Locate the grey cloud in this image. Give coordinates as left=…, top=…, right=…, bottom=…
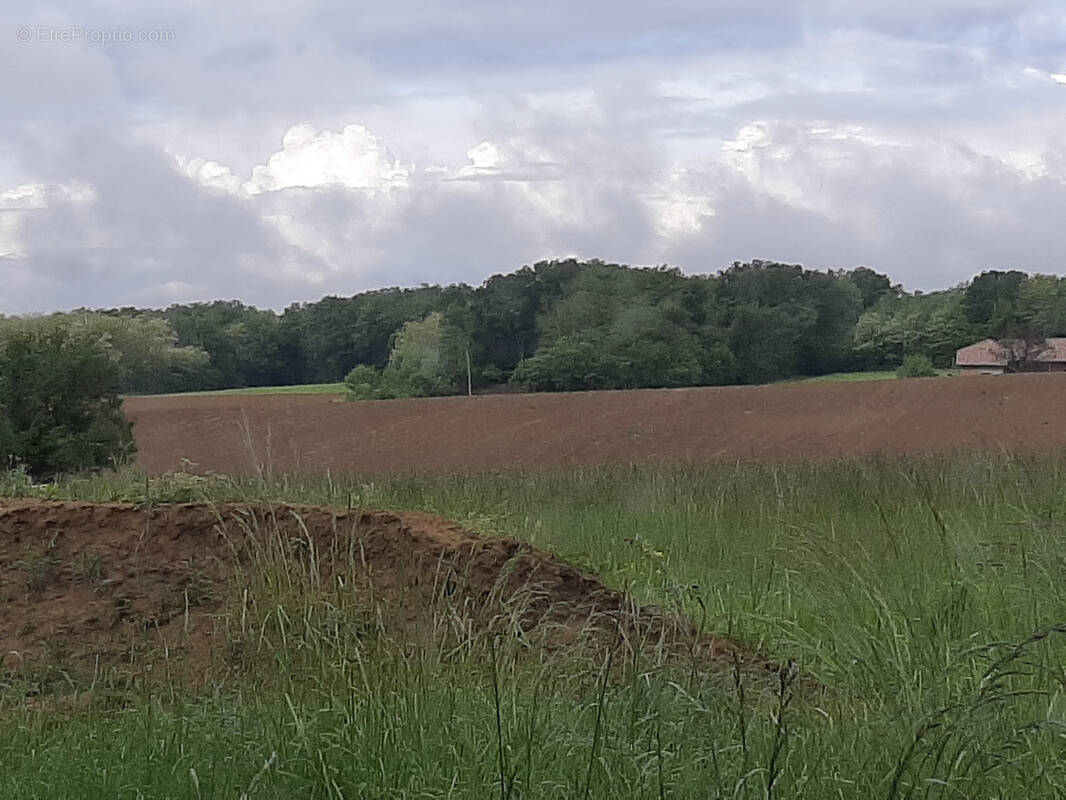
left=1, top=129, right=326, bottom=312
left=8, top=0, right=1053, bottom=123
left=662, top=128, right=1066, bottom=290
left=1, top=0, right=1064, bottom=312
left=4, top=115, right=1065, bottom=312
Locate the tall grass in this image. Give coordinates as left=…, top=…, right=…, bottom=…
left=3, top=453, right=1066, bottom=797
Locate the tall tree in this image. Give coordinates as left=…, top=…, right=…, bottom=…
left=843, top=266, right=894, bottom=309
left=1013, top=275, right=1066, bottom=338
left=962, top=270, right=1027, bottom=334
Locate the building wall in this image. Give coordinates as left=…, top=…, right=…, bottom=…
left=959, top=363, right=1066, bottom=374
left=1016, top=362, right=1066, bottom=373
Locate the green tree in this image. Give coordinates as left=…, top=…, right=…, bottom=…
left=852, top=291, right=974, bottom=368
left=290, top=286, right=444, bottom=383
left=714, top=260, right=862, bottom=379
left=0, top=319, right=134, bottom=478
left=438, top=286, right=479, bottom=394
left=843, top=266, right=894, bottom=309
left=467, top=269, right=540, bottom=379
left=962, top=270, right=1026, bottom=334
left=510, top=331, right=624, bottom=392
left=606, top=305, right=704, bottom=388
left=386, top=312, right=449, bottom=395
left=1014, top=274, right=1066, bottom=338
left=795, top=272, right=863, bottom=373
left=72, top=313, right=213, bottom=394
left=727, top=304, right=811, bottom=384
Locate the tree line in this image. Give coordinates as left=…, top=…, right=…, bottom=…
left=6, top=260, right=1064, bottom=398
left=3, top=260, right=1063, bottom=476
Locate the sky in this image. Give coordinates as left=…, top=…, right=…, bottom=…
left=2, top=1, right=1064, bottom=313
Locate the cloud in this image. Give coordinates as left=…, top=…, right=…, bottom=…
left=1, top=0, right=1064, bottom=312
left=663, top=121, right=1066, bottom=287
left=177, top=159, right=242, bottom=194
left=0, top=129, right=328, bottom=312
left=242, top=124, right=410, bottom=194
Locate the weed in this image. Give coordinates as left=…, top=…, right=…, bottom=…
left=72, top=552, right=107, bottom=586
left=15, top=539, right=62, bottom=594
left=181, top=565, right=215, bottom=607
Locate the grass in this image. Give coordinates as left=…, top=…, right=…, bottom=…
left=785, top=369, right=899, bottom=383
left=134, top=371, right=963, bottom=399
left=782, top=369, right=956, bottom=384
left=3, top=454, right=1066, bottom=797
left=135, top=382, right=346, bottom=398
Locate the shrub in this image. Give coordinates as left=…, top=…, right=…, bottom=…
left=510, top=332, right=625, bottom=392
left=344, top=364, right=442, bottom=401
left=344, top=365, right=384, bottom=401
left=896, top=354, right=937, bottom=378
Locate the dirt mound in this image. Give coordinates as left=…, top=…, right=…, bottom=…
left=124, top=373, right=1066, bottom=476
left=0, top=501, right=742, bottom=690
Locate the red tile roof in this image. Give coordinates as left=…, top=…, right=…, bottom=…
left=955, top=338, right=1066, bottom=367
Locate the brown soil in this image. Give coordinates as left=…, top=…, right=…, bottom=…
left=0, top=500, right=744, bottom=691
left=124, top=374, right=1066, bottom=477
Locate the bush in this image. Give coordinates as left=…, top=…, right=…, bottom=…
left=344, top=364, right=443, bottom=401
left=511, top=327, right=713, bottom=393
left=896, top=354, right=937, bottom=378
left=0, top=320, right=135, bottom=478
left=511, top=333, right=625, bottom=392
left=344, top=365, right=384, bottom=401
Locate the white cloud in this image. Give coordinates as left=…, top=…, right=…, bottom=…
left=242, top=124, right=411, bottom=195
left=0, top=182, right=95, bottom=209
left=461, top=141, right=505, bottom=174
left=451, top=139, right=566, bottom=182
left=0, top=183, right=49, bottom=211
left=177, top=158, right=242, bottom=193
left=1024, top=67, right=1066, bottom=86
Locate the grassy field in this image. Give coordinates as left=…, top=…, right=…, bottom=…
left=138, top=382, right=347, bottom=398
left=133, top=370, right=955, bottom=400
left=3, top=455, right=1066, bottom=797
left=785, top=369, right=899, bottom=383
left=784, top=369, right=956, bottom=384
left=138, top=371, right=946, bottom=398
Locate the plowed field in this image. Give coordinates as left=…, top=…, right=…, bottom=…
left=124, top=373, right=1066, bottom=476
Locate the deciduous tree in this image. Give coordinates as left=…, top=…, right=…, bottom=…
left=0, top=319, right=134, bottom=478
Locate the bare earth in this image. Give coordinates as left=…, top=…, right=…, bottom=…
left=125, top=374, right=1066, bottom=476
left=0, top=501, right=744, bottom=684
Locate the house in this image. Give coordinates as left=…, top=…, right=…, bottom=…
left=955, top=338, right=1066, bottom=374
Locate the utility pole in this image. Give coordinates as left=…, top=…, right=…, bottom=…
left=465, top=347, right=472, bottom=396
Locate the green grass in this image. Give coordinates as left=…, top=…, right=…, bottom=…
left=138, top=371, right=958, bottom=398
left=783, top=369, right=960, bottom=384
left=136, top=382, right=347, bottom=398
left=3, top=454, right=1066, bottom=797
left=784, top=369, right=899, bottom=383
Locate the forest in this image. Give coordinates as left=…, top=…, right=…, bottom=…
left=2, top=260, right=1062, bottom=398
